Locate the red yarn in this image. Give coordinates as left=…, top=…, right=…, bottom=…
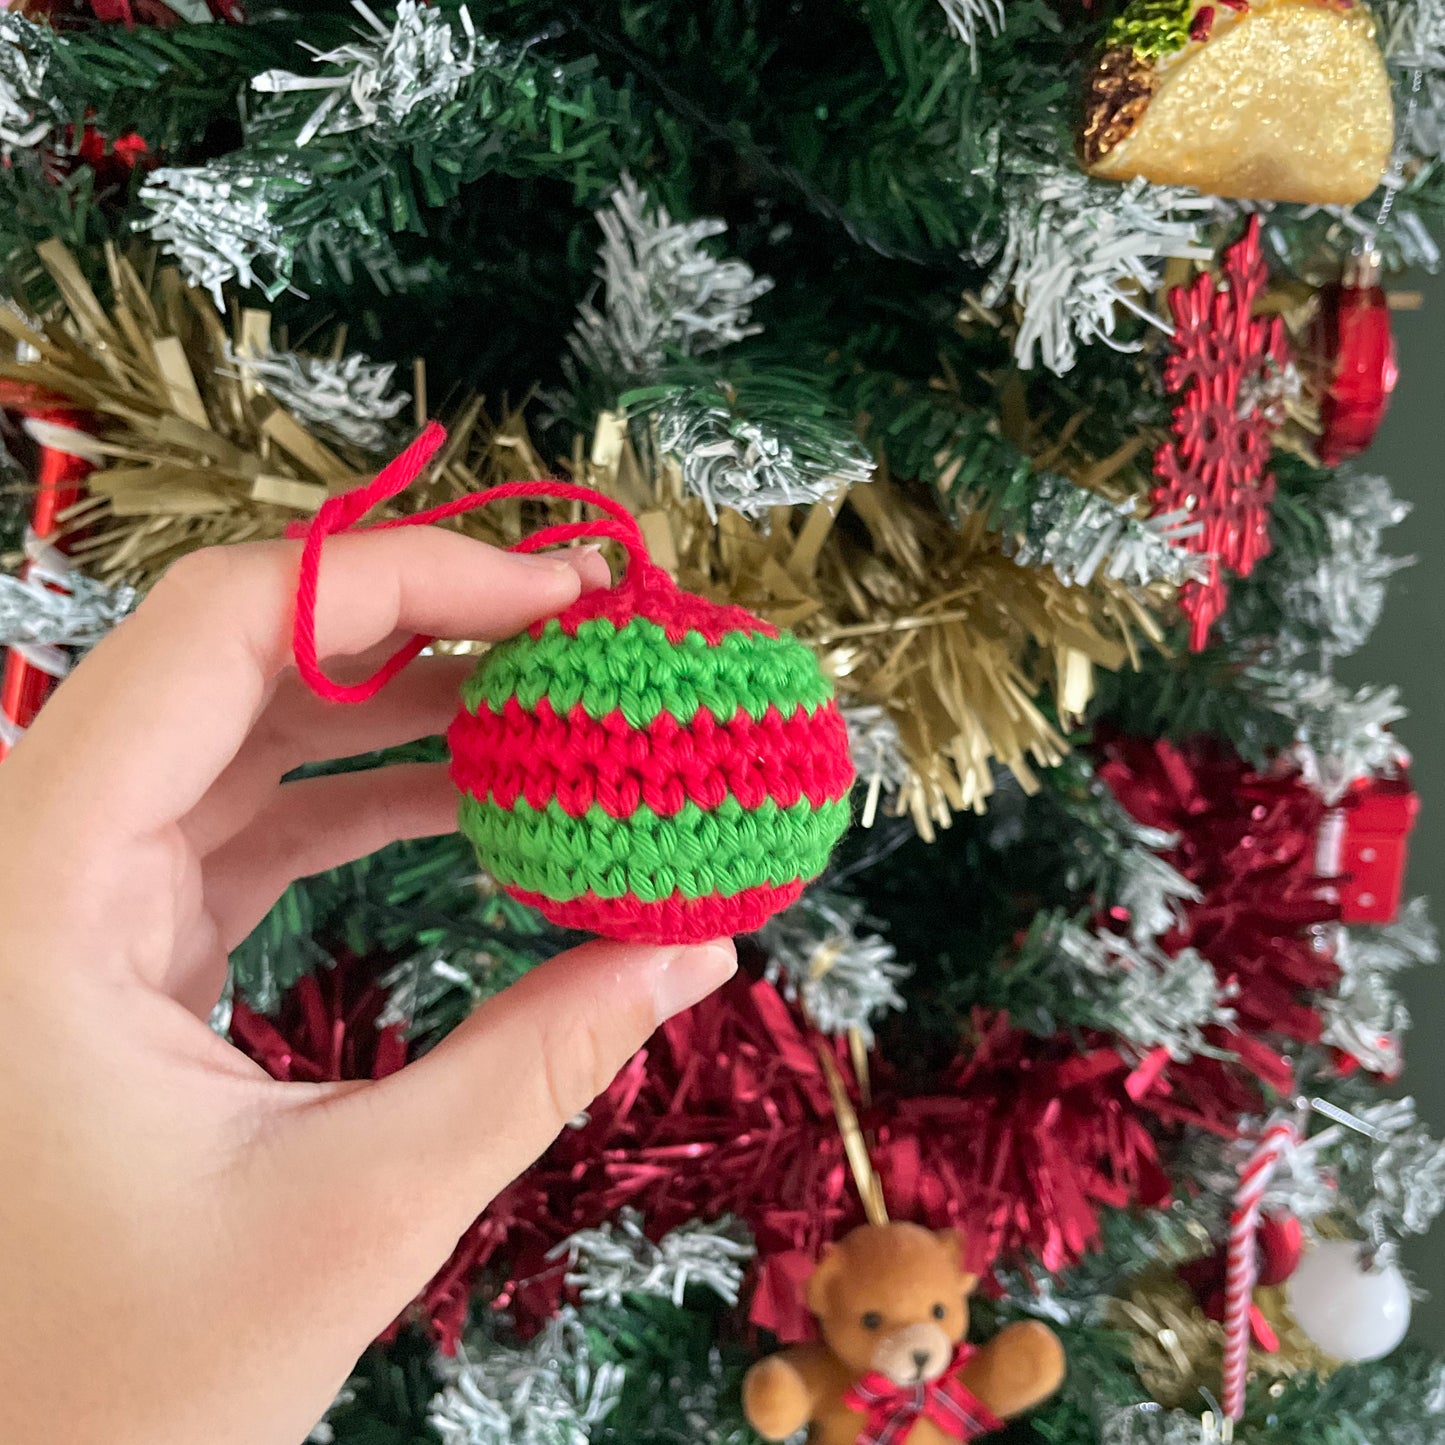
left=546, top=561, right=780, bottom=643
left=449, top=698, right=854, bottom=818
left=288, top=423, right=654, bottom=704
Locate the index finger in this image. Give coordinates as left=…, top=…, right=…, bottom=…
left=7, top=528, right=589, bottom=839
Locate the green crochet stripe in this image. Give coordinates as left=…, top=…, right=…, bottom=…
left=458, top=793, right=850, bottom=903
left=463, top=616, right=834, bottom=727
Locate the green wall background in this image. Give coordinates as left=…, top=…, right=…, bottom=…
left=1340, top=273, right=1445, bottom=1346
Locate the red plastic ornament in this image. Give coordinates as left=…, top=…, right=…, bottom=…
left=1316, top=771, right=1419, bottom=925
left=1257, top=1211, right=1306, bottom=1286
left=1181, top=1210, right=1305, bottom=1349
left=1314, top=252, right=1398, bottom=465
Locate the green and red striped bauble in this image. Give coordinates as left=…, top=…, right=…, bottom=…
left=448, top=561, right=855, bottom=944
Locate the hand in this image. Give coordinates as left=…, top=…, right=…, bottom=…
left=0, top=529, right=737, bottom=1445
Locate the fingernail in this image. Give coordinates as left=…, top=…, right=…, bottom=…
left=509, top=550, right=575, bottom=573
left=651, top=939, right=737, bottom=1023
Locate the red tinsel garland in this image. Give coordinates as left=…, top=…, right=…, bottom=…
left=233, top=734, right=1340, bottom=1355
left=1096, top=733, right=1339, bottom=1049
left=497, top=977, right=1252, bottom=1342
left=230, top=958, right=407, bottom=1083
left=233, top=958, right=1254, bottom=1351
left=0, top=384, right=95, bottom=762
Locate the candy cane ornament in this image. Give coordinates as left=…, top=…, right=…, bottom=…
left=1222, top=1118, right=1300, bottom=1421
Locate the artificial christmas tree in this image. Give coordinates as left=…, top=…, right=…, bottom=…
left=2, top=1, right=1445, bottom=1442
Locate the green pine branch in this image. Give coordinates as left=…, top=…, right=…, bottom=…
left=51, top=15, right=345, bottom=152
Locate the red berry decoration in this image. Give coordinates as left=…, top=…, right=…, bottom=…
left=1152, top=217, right=1291, bottom=650
left=1314, top=253, right=1399, bottom=465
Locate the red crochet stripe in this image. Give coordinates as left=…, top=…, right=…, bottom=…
left=449, top=697, right=854, bottom=818
left=505, top=878, right=805, bottom=943
left=531, top=563, right=780, bottom=645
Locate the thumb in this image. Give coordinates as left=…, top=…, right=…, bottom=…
left=266, top=937, right=736, bottom=1323
left=369, top=936, right=737, bottom=1198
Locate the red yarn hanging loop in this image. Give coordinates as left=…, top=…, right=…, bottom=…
left=288, top=423, right=654, bottom=704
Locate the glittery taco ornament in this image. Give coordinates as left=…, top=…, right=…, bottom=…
left=1080, top=0, right=1395, bottom=204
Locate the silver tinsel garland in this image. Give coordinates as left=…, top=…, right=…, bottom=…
left=979, top=160, right=1214, bottom=375
left=375, top=942, right=533, bottom=1046
left=1321, top=899, right=1439, bottom=1075
left=841, top=703, right=910, bottom=819
left=0, top=12, right=60, bottom=151
left=252, top=0, right=490, bottom=148
left=568, top=176, right=772, bottom=390
left=1380, top=0, right=1445, bottom=163
left=1256, top=1124, right=1342, bottom=1227
left=651, top=381, right=875, bottom=521
left=1100, top=1405, right=1227, bottom=1445
left=377, top=946, right=484, bottom=1036
left=935, top=0, right=1005, bottom=58
left=138, top=159, right=310, bottom=304
left=1065, top=779, right=1201, bottom=949
left=553, top=1209, right=755, bottom=1309
left=1260, top=673, right=1409, bottom=804
left=0, top=536, right=136, bottom=650
left=1362, top=1098, right=1445, bottom=1246
left=757, top=890, right=910, bottom=1042
left=1179, top=1121, right=1335, bottom=1238
left=429, top=1311, right=623, bottom=1445
left=1242, top=471, right=1411, bottom=662
left=1108, top=946, right=1236, bottom=1062
left=1042, top=916, right=1235, bottom=1063
left=226, top=342, right=411, bottom=452
left=0, top=535, right=136, bottom=749
left=1245, top=1091, right=1445, bottom=1256
left=139, top=1, right=502, bottom=299
left=997, top=478, right=1205, bottom=590
left=1304, top=474, right=1413, bottom=657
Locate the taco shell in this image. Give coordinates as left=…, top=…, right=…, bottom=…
left=1085, top=0, right=1395, bottom=205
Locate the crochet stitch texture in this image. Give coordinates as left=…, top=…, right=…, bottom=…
left=449, top=562, right=855, bottom=942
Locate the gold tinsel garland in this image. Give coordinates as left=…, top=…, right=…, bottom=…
left=1113, top=1268, right=1337, bottom=1410
left=0, top=241, right=1185, bottom=826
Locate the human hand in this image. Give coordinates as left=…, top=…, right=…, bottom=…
left=0, top=529, right=737, bottom=1445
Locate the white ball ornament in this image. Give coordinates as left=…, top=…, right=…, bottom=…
left=1285, top=1239, right=1412, bottom=1362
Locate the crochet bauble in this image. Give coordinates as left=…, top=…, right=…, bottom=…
left=288, top=424, right=855, bottom=947
left=447, top=558, right=855, bottom=943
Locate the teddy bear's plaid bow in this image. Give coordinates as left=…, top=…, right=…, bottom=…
left=843, top=1343, right=1005, bottom=1445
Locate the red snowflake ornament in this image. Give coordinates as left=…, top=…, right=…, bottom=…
left=1152, top=217, right=1291, bottom=649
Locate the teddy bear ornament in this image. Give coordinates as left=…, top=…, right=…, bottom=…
left=743, top=1223, right=1065, bottom=1445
